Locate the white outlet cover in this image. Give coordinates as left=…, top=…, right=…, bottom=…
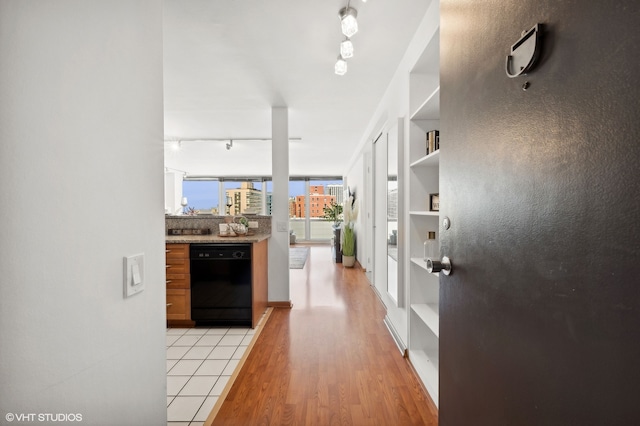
left=124, top=253, right=145, bottom=298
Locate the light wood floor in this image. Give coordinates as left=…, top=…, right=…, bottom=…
left=211, top=244, right=438, bottom=425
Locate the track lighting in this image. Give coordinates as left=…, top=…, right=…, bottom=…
left=226, top=140, right=233, bottom=150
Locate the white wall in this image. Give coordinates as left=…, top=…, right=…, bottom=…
left=0, top=2, right=166, bottom=425
left=345, top=155, right=365, bottom=265
left=164, top=171, right=183, bottom=214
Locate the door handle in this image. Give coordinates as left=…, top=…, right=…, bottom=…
left=426, top=256, right=452, bottom=275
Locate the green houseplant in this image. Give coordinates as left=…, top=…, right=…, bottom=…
left=341, top=193, right=359, bottom=268
left=322, top=201, right=343, bottom=228
left=341, top=224, right=356, bottom=266
left=323, top=201, right=343, bottom=263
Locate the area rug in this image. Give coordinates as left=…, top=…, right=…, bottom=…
left=289, top=247, right=309, bottom=269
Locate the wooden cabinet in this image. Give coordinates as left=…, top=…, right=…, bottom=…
left=251, top=239, right=268, bottom=329
left=165, top=240, right=268, bottom=327
left=166, top=243, right=192, bottom=323
left=166, top=289, right=190, bottom=320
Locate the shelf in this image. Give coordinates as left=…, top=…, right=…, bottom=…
left=411, top=257, right=428, bottom=270
left=407, top=16, right=440, bottom=410
left=411, top=303, right=439, bottom=337
left=407, top=349, right=439, bottom=405
left=410, top=149, right=439, bottom=168
left=410, top=258, right=440, bottom=276
left=410, top=86, right=440, bottom=120
left=409, top=210, right=439, bottom=217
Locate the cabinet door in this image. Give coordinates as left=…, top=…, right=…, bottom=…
left=166, top=243, right=189, bottom=259
left=166, top=289, right=190, bottom=320
left=166, top=273, right=190, bottom=290
left=166, top=243, right=190, bottom=287
left=166, top=257, right=189, bottom=274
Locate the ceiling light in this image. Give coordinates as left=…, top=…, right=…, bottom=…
left=335, top=56, right=348, bottom=75
left=340, top=38, right=354, bottom=59
left=339, top=7, right=358, bottom=38
left=226, top=140, right=233, bottom=150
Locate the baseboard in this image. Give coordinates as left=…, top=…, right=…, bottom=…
left=405, top=355, right=439, bottom=411
left=383, top=315, right=407, bottom=357
left=268, top=300, right=293, bottom=309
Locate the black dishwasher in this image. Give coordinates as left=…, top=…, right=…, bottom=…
left=190, top=244, right=252, bottom=326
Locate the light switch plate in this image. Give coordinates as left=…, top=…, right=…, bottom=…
left=124, top=253, right=145, bottom=298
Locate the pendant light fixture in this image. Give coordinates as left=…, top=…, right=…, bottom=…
left=339, top=6, right=358, bottom=38
left=340, top=38, right=354, bottom=59
left=335, top=55, right=348, bottom=76
left=334, top=1, right=364, bottom=75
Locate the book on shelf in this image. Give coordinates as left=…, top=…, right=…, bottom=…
left=426, top=130, right=440, bottom=155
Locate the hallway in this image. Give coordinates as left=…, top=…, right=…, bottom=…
left=212, top=244, right=438, bottom=425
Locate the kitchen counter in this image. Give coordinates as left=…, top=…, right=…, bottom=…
left=165, top=233, right=269, bottom=328
left=165, top=232, right=270, bottom=244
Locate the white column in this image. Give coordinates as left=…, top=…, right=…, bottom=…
left=269, top=107, right=291, bottom=303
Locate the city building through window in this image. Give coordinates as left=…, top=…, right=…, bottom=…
left=181, top=177, right=342, bottom=241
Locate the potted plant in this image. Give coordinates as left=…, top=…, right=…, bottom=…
left=341, top=192, right=359, bottom=268
left=341, top=223, right=356, bottom=267
left=322, top=201, right=343, bottom=228
left=323, top=201, right=343, bottom=263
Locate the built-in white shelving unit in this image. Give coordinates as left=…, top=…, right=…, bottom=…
left=409, top=210, right=439, bottom=217
left=411, top=303, right=439, bottom=338
left=410, top=149, right=440, bottom=168
left=409, top=257, right=440, bottom=276
left=406, top=27, right=441, bottom=406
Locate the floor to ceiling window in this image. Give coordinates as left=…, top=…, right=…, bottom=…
left=289, top=177, right=343, bottom=241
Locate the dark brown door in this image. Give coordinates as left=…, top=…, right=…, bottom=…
left=439, top=1, right=640, bottom=424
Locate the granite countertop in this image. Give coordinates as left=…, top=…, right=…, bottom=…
left=165, top=233, right=270, bottom=244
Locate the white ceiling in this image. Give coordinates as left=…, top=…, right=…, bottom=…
left=163, top=0, right=431, bottom=177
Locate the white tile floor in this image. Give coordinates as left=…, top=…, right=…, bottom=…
left=165, top=326, right=255, bottom=426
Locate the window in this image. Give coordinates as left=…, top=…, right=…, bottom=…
left=179, top=177, right=342, bottom=241
left=182, top=178, right=272, bottom=215
left=289, top=177, right=343, bottom=241
left=223, top=180, right=265, bottom=215
left=182, top=180, right=219, bottom=214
